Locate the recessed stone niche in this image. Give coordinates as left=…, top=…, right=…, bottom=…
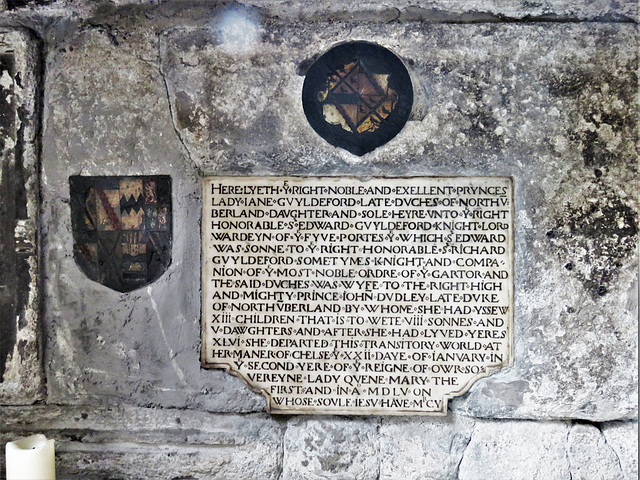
left=0, top=29, right=42, bottom=405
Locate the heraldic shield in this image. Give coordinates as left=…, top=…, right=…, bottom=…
left=69, top=176, right=172, bottom=293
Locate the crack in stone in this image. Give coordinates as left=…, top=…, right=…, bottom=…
left=569, top=418, right=636, bottom=478
left=566, top=422, right=575, bottom=480
left=156, top=32, right=200, bottom=175
left=454, top=420, right=475, bottom=479
left=594, top=422, right=626, bottom=478
left=275, top=419, right=287, bottom=480
left=79, top=22, right=120, bottom=46
left=374, top=417, right=382, bottom=480
left=566, top=420, right=631, bottom=479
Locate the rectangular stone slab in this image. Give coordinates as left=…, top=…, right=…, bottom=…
left=202, top=176, right=514, bottom=414
left=41, top=21, right=636, bottom=421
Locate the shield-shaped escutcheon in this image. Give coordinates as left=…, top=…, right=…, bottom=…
left=69, top=176, right=172, bottom=292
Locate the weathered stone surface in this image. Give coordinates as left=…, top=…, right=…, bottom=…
left=2, top=406, right=637, bottom=479
left=161, top=21, right=633, bottom=171
left=456, top=419, right=637, bottom=480
left=0, top=3, right=636, bottom=479
left=40, top=27, right=265, bottom=412
left=379, top=414, right=475, bottom=480
left=567, top=423, right=626, bottom=480
left=245, top=0, right=639, bottom=22
left=284, top=415, right=639, bottom=480
left=35, top=12, right=638, bottom=422
left=0, top=405, right=283, bottom=479
left=458, top=419, right=572, bottom=480
left=11, top=0, right=636, bottom=22
left=602, top=421, right=639, bottom=480
left=0, top=28, right=43, bottom=405
left=163, top=20, right=637, bottom=421
left=283, top=417, right=379, bottom=479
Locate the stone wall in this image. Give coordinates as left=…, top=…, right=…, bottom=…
left=0, top=1, right=637, bottom=478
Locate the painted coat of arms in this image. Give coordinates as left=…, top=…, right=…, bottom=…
left=302, top=41, right=413, bottom=156
left=69, top=176, right=172, bottom=292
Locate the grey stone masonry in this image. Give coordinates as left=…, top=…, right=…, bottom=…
left=0, top=1, right=637, bottom=479
left=0, top=28, right=43, bottom=406
left=0, top=406, right=637, bottom=479
left=0, top=405, right=284, bottom=479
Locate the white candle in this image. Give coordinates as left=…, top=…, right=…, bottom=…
left=5, top=434, right=55, bottom=480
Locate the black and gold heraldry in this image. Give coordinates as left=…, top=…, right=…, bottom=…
left=302, top=41, right=413, bottom=156
left=70, top=176, right=172, bottom=292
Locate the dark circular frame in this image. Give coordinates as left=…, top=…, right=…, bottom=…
left=302, top=41, right=414, bottom=156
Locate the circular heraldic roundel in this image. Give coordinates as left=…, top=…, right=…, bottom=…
left=302, top=41, right=414, bottom=156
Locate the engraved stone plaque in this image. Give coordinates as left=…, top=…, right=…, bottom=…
left=202, top=177, right=514, bottom=415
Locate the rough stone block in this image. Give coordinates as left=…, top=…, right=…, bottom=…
left=0, top=405, right=283, bottom=479
left=455, top=419, right=634, bottom=480
left=567, top=423, right=626, bottom=480
left=379, top=414, right=475, bottom=480
left=282, top=417, right=379, bottom=479
left=0, top=3, right=635, bottom=480
left=602, top=421, right=639, bottom=480
left=41, top=27, right=265, bottom=413
left=458, top=419, right=572, bottom=480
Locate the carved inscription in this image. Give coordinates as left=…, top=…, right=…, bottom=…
left=202, top=177, right=514, bottom=415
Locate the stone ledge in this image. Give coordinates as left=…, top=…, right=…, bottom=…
left=0, top=405, right=284, bottom=479
left=1, top=406, right=636, bottom=479
left=285, top=413, right=639, bottom=480
left=2, top=1, right=636, bottom=23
